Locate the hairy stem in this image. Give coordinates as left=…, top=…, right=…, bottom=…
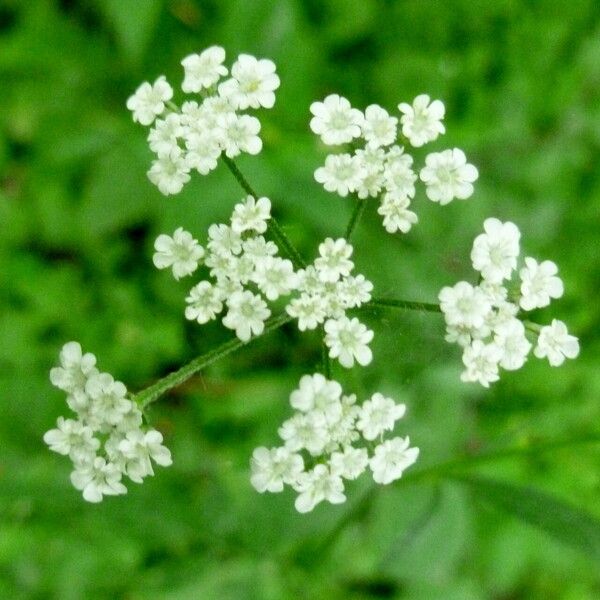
left=345, top=197, right=367, bottom=241
left=134, top=312, right=293, bottom=409
left=367, top=297, right=442, bottom=313
left=320, top=324, right=332, bottom=379
left=221, top=155, right=306, bottom=269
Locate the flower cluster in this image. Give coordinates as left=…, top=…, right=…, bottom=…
left=310, top=94, right=478, bottom=234
left=250, top=374, right=419, bottom=512
left=153, top=197, right=375, bottom=367
left=439, top=218, right=580, bottom=386
left=44, top=342, right=172, bottom=502
left=127, top=46, right=280, bottom=195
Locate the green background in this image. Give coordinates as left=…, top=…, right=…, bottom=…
left=2, top=0, right=600, bottom=598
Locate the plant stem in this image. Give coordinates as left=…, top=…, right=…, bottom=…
left=345, top=197, right=367, bottom=241
left=134, top=312, right=293, bottom=409
left=220, top=154, right=306, bottom=269
left=320, top=324, right=332, bottom=379
left=367, top=297, right=442, bottom=313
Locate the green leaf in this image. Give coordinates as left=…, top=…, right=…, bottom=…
left=457, top=476, right=600, bottom=560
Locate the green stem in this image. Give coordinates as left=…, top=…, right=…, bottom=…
left=320, top=325, right=332, bottom=379
left=134, top=312, right=293, bottom=409
left=367, top=297, right=442, bottom=313
left=345, top=197, right=367, bottom=241
left=220, top=155, right=306, bottom=269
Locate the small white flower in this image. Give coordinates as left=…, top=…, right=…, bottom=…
left=356, top=393, right=406, bottom=441
left=50, top=341, right=98, bottom=394
left=181, top=46, right=228, bottom=92
left=370, top=437, right=419, bottom=484
left=185, top=131, right=222, bottom=175
left=420, top=148, right=478, bottom=204
left=383, top=146, right=417, bottom=198
left=221, top=113, right=262, bottom=158
left=70, top=457, right=127, bottom=503
left=315, top=238, right=354, bottom=283
left=293, top=464, right=346, bottom=513
left=361, top=104, right=398, bottom=148
left=519, top=257, right=564, bottom=311
left=286, top=294, right=328, bottom=331
left=439, top=282, right=492, bottom=329
left=310, top=94, right=364, bottom=145
left=85, top=373, right=132, bottom=428
left=43, top=417, right=99, bottom=463
left=126, top=76, right=173, bottom=126
left=289, top=373, right=343, bottom=414
left=250, top=446, right=304, bottom=493
left=398, top=94, right=445, bottom=147
left=278, top=412, right=328, bottom=455
left=329, top=446, right=369, bottom=480
left=471, top=218, right=521, bottom=284
left=185, top=281, right=224, bottom=324
left=147, top=150, right=191, bottom=196
left=493, top=318, right=532, bottom=371
left=314, top=153, right=364, bottom=197
left=534, top=319, right=580, bottom=366
left=218, top=54, right=280, bottom=109
left=230, top=195, right=271, bottom=234
left=338, top=274, right=373, bottom=308
left=207, top=224, right=243, bottom=256
left=377, top=193, right=418, bottom=234
left=242, top=236, right=278, bottom=261
left=324, top=316, right=374, bottom=368
left=118, top=429, right=172, bottom=483
left=153, top=227, right=205, bottom=280
left=252, top=256, right=297, bottom=301
left=222, top=290, right=271, bottom=342
left=460, top=340, right=503, bottom=387
left=148, top=113, right=186, bottom=157
left=354, top=147, right=386, bottom=199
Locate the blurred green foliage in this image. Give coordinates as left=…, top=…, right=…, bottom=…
left=2, top=0, right=600, bottom=598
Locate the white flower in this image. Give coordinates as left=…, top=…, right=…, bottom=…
left=230, top=195, right=271, bottom=234
left=252, top=256, right=298, bottom=301
left=356, top=393, right=406, bottom=441
left=293, top=464, right=346, bottom=513
left=354, top=147, right=386, bottom=199
left=126, top=76, right=173, bottom=126
left=118, top=429, right=172, bottom=483
left=85, top=373, right=132, bottom=428
left=43, top=417, right=99, bottom=463
left=148, top=113, right=186, bottom=157
left=222, top=290, right=271, bottom=342
left=377, top=193, right=418, bottom=234
left=185, top=131, right=222, bottom=174
left=439, top=282, right=492, bottom=329
left=314, top=153, right=364, bottom=197
left=315, top=238, right=354, bottom=283
left=370, top=437, right=419, bottom=484
left=420, top=148, right=478, bottom=204
left=181, top=46, right=228, bottom=92
left=207, top=224, right=243, bottom=256
left=70, top=457, right=127, bottom=503
left=329, top=446, right=369, bottom=480
left=250, top=446, right=304, bottom=493
left=221, top=113, right=262, bottom=158
left=147, top=150, right=191, bottom=196
left=361, top=104, right=398, bottom=148
left=185, top=281, right=224, bottom=324
left=153, top=227, right=205, bottom=280
left=534, top=319, right=580, bottom=366
left=289, top=373, right=343, bottom=414
left=519, top=257, right=564, bottom=311
left=286, top=294, right=328, bottom=331
left=309, top=94, right=364, bottom=145
left=218, top=54, right=280, bottom=109
left=278, top=412, right=328, bottom=455
left=460, top=340, right=503, bottom=387
left=471, top=218, right=521, bottom=284
left=50, top=341, right=98, bottom=394
left=324, top=316, right=374, bottom=368
left=493, top=318, right=532, bottom=371
left=338, top=274, right=373, bottom=308
left=383, top=146, right=417, bottom=198
left=242, top=236, right=278, bottom=261
left=398, top=94, right=445, bottom=147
